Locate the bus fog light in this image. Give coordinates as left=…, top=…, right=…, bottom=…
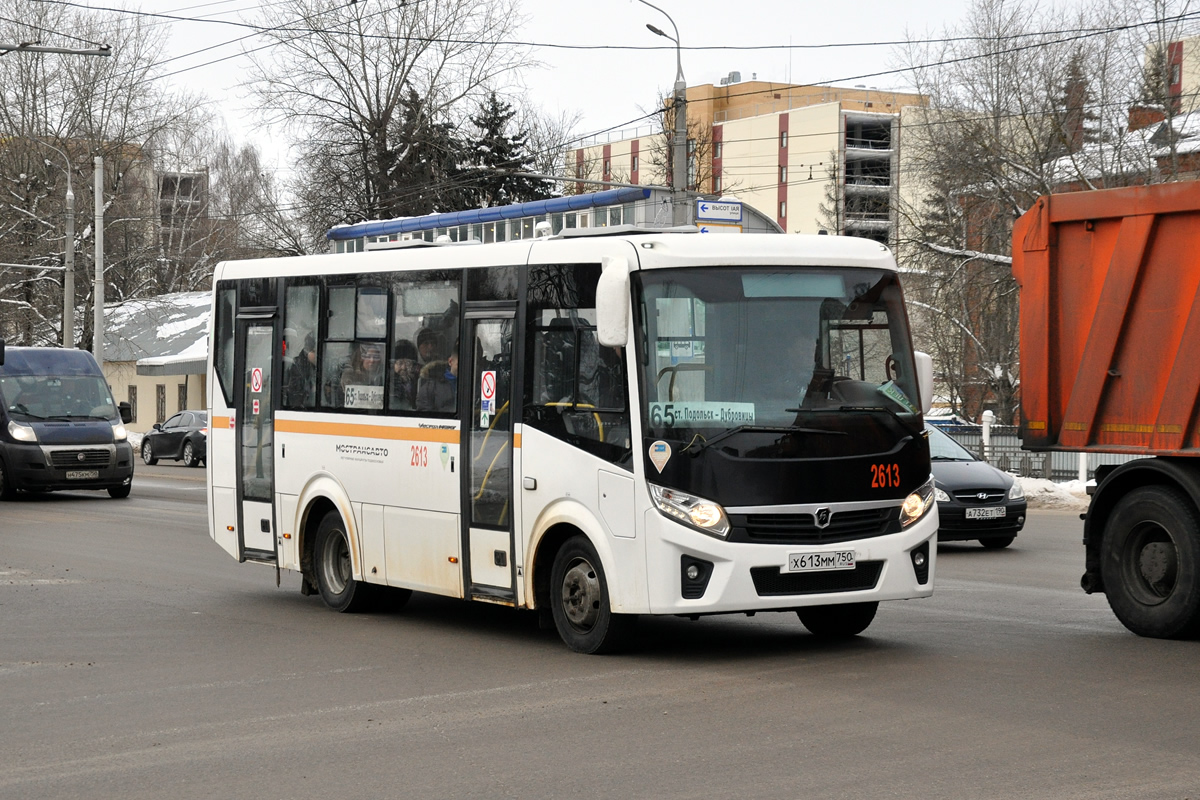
left=913, top=551, right=926, bottom=568
left=686, top=564, right=701, bottom=580
left=680, top=556, right=714, bottom=599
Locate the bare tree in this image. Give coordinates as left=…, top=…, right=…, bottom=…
left=893, top=0, right=1198, bottom=422
left=244, top=0, right=531, bottom=243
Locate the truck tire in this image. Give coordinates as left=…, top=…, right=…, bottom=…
left=1101, top=486, right=1200, bottom=639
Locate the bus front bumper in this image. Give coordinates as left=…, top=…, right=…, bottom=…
left=637, top=507, right=937, bottom=616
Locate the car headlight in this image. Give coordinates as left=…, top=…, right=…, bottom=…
left=649, top=483, right=731, bottom=538
left=7, top=419, right=37, bottom=442
left=900, top=475, right=936, bottom=527
left=935, top=487, right=951, bottom=503
left=111, top=422, right=128, bottom=442
left=1008, top=481, right=1025, bottom=501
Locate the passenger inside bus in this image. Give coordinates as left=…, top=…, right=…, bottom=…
left=284, top=333, right=318, bottom=408
left=339, top=342, right=385, bottom=408
left=390, top=338, right=420, bottom=410
left=417, top=338, right=457, bottom=412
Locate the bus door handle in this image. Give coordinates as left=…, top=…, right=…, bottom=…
left=523, top=477, right=537, bottom=490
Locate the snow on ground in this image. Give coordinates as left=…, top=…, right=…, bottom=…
left=1017, top=477, right=1089, bottom=510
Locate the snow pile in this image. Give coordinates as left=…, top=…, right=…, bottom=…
left=1017, top=477, right=1089, bottom=510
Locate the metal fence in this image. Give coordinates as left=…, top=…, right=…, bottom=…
left=935, top=423, right=1144, bottom=482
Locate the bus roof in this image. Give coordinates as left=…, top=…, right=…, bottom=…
left=212, top=232, right=897, bottom=282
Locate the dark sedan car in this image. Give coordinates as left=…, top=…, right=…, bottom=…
left=928, top=423, right=1027, bottom=548
left=141, top=410, right=207, bottom=467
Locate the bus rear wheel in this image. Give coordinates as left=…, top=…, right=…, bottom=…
left=1101, top=486, right=1200, bottom=639
left=314, top=510, right=374, bottom=613
left=797, top=602, right=878, bottom=639
left=550, top=535, right=632, bottom=654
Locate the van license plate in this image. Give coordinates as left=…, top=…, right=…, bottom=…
left=786, top=551, right=856, bottom=573
left=966, top=507, right=1006, bottom=520
left=65, top=470, right=99, bottom=480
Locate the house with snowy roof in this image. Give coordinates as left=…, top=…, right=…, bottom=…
left=102, top=291, right=209, bottom=432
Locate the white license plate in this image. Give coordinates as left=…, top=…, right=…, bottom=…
left=65, top=470, right=99, bottom=480
left=786, top=550, right=856, bottom=573
left=966, top=506, right=1006, bottom=520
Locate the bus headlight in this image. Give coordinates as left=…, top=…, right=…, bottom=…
left=7, top=419, right=37, bottom=442
left=650, top=484, right=731, bottom=539
left=111, top=422, right=128, bottom=442
left=900, top=475, right=936, bottom=527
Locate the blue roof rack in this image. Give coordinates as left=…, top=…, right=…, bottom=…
left=326, top=187, right=653, bottom=241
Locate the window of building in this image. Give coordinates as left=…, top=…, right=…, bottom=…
left=632, top=155, right=639, bottom=172
left=780, top=131, right=788, bottom=148
left=127, top=385, right=137, bottom=423
left=713, top=175, right=722, bottom=193
left=714, top=142, right=722, bottom=159
left=177, top=384, right=187, bottom=414
left=524, top=263, right=631, bottom=468
left=779, top=200, right=787, bottom=219
left=780, top=166, right=787, bottom=184
left=156, top=384, right=166, bottom=424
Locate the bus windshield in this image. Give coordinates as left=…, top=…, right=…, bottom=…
left=0, top=374, right=120, bottom=421
left=633, top=266, right=920, bottom=443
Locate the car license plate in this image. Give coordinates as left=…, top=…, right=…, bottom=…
left=966, top=506, right=1006, bottom=520
left=786, top=550, right=856, bottom=573
left=65, top=470, right=99, bottom=480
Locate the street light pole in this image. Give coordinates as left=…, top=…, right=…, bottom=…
left=93, top=156, right=104, bottom=369
left=640, top=1, right=688, bottom=226
left=34, top=140, right=76, bottom=347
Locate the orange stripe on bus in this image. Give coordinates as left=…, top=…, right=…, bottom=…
left=275, top=418, right=460, bottom=443
left=212, top=415, right=231, bottom=428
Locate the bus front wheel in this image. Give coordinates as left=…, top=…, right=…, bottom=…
left=550, top=535, right=632, bottom=654
left=314, top=510, right=374, bottom=613
left=797, top=602, right=878, bottom=639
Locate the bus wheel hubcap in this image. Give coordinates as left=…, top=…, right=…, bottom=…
left=561, top=559, right=601, bottom=631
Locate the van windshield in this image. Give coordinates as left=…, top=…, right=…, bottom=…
left=0, top=375, right=120, bottom=421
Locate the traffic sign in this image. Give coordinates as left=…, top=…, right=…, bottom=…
left=696, top=200, right=743, bottom=222
left=698, top=223, right=742, bottom=234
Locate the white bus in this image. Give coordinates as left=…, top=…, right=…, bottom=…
left=206, top=229, right=937, bottom=653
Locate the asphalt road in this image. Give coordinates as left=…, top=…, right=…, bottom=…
left=2, top=467, right=1199, bottom=799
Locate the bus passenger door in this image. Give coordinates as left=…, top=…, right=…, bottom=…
left=236, top=318, right=277, bottom=561
left=462, top=313, right=517, bottom=602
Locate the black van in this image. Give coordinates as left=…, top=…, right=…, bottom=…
left=0, top=340, right=135, bottom=499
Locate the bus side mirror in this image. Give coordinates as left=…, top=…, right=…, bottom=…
left=0, top=338, right=5, bottom=366
left=119, top=401, right=132, bottom=424
left=914, top=351, right=934, bottom=415
left=596, top=256, right=630, bottom=347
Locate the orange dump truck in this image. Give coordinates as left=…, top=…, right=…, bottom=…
left=1012, top=181, right=1200, bottom=638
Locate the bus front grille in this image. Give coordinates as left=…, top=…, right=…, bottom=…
left=730, top=508, right=896, bottom=545
left=750, top=561, right=884, bottom=596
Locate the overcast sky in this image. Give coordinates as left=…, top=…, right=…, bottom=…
left=135, top=0, right=976, bottom=171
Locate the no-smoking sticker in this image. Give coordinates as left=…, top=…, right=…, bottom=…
left=251, top=367, right=263, bottom=393
left=480, top=370, right=496, bottom=414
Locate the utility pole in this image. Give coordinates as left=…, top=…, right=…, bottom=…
left=640, top=1, right=688, bottom=227
left=93, top=156, right=104, bottom=369
left=63, top=177, right=74, bottom=347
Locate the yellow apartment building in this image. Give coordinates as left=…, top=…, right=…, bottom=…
left=572, top=77, right=927, bottom=244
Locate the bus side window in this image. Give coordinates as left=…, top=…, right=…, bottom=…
left=524, top=264, right=631, bottom=469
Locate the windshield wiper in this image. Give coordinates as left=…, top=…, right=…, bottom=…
left=687, top=424, right=846, bottom=455
left=837, top=405, right=923, bottom=437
